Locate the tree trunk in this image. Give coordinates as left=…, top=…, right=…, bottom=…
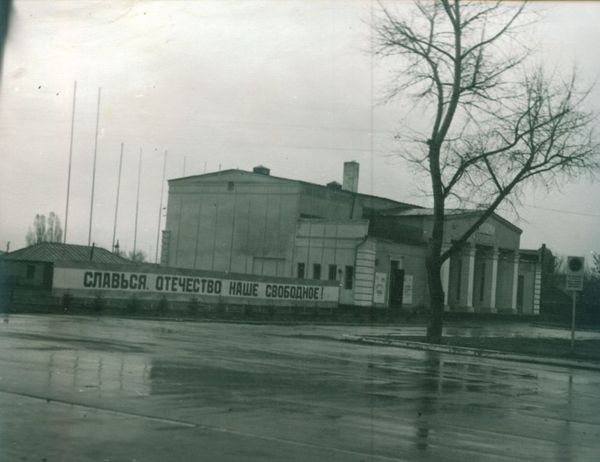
left=426, top=142, right=446, bottom=344
left=426, top=251, right=444, bottom=343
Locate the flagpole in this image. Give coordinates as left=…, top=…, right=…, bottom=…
left=88, top=86, right=102, bottom=246
left=133, top=147, right=142, bottom=256
left=155, top=150, right=167, bottom=263
left=111, top=142, right=124, bottom=252
left=63, top=80, right=77, bottom=243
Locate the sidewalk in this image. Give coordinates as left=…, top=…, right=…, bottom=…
left=342, top=334, right=600, bottom=371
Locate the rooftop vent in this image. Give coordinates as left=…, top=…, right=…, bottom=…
left=326, top=181, right=342, bottom=190
left=253, top=165, right=270, bottom=175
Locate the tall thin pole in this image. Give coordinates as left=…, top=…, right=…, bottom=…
left=571, top=291, right=577, bottom=352
left=155, top=150, right=167, bottom=263
left=369, top=0, right=374, bottom=196
left=64, top=80, right=77, bottom=243
left=111, top=142, right=124, bottom=251
left=88, top=86, right=102, bottom=246
left=133, top=147, right=142, bottom=255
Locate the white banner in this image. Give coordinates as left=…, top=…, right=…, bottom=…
left=53, top=267, right=339, bottom=302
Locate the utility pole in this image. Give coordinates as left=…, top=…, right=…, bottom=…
left=155, top=150, right=167, bottom=263
left=88, top=86, right=102, bottom=246
left=133, top=147, right=142, bottom=256
left=64, top=80, right=77, bottom=243
left=111, top=142, right=124, bottom=252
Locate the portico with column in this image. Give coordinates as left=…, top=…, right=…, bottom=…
left=447, top=243, right=518, bottom=313
left=439, top=211, right=522, bottom=313
left=391, top=208, right=523, bottom=314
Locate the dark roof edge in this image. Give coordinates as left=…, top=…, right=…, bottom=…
left=168, top=169, right=423, bottom=210
left=432, top=209, right=523, bottom=234
left=0, top=242, right=131, bottom=263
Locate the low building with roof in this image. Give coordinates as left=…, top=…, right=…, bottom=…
left=0, top=242, right=135, bottom=310
left=0, top=242, right=132, bottom=290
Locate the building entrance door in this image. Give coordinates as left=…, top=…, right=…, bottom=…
left=389, top=262, right=405, bottom=308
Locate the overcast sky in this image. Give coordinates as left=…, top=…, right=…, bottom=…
left=1, top=0, right=599, bottom=262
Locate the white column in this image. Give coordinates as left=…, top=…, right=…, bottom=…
left=465, top=244, right=476, bottom=312
left=510, top=251, right=520, bottom=313
left=441, top=244, right=451, bottom=311
left=489, top=247, right=499, bottom=313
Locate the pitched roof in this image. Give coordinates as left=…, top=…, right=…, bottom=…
left=1, top=242, right=132, bottom=264
left=169, top=168, right=420, bottom=210
left=383, top=207, right=472, bottom=217
left=385, top=207, right=522, bottom=233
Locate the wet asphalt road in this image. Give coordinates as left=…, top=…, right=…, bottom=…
left=0, top=315, right=599, bottom=461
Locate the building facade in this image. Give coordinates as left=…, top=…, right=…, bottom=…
left=161, top=162, right=538, bottom=314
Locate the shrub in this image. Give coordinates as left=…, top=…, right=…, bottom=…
left=91, top=294, right=105, bottom=313
left=61, top=292, right=72, bottom=311
left=215, top=300, right=226, bottom=317
left=157, top=296, right=169, bottom=315
left=187, top=296, right=199, bottom=316
left=126, top=295, right=140, bottom=314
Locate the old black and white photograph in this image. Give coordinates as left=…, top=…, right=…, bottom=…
left=1, top=1, right=600, bottom=460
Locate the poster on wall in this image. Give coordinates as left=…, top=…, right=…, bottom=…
left=52, top=266, right=339, bottom=303
left=373, top=272, right=387, bottom=304
left=402, top=275, right=413, bottom=305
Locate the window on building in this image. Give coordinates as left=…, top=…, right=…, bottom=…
left=344, top=265, right=354, bottom=289
left=26, top=265, right=35, bottom=279
left=328, top=264, right=337, bottom=281
left=227, top=181, right=234, bottom=191
left=297, top=263, right=305, bottom=279
left=313, top=263, right=321, bottom=280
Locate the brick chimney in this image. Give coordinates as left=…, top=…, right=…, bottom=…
left=342, top=161, right=359, bottom=193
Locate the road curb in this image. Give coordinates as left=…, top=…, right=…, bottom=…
left=342, top=335, right=600, bottom=371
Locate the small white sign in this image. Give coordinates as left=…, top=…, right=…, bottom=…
left=566, top=256, right=584, bottom=292
left=402, top=275, right=413, bottom=305
left=566, top=274, right=583, bottom=292
left=373, top=272, right=387, bottom=304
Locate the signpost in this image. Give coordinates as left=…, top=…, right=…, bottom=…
left=566, top=256, right=584, bottom=352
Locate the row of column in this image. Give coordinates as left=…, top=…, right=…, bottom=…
left=441, top=243, right=520, bottom=313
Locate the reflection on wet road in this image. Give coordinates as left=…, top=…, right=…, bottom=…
left=0, top=315, right=599, bottom=461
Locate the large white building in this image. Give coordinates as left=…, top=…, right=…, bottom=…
left=161, top=162, right=542, bottom=314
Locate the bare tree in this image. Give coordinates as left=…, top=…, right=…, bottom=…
left=45, top=212, right=63, bottom=243
left=25, top=212, right=63, bottom=245
left=26, top=214, right=46, bottom=245
left=375, top=1, right=599, bottom=342
left=592, top=252, right=600, bottom=279
left=552, top=254, right=565, bottom=275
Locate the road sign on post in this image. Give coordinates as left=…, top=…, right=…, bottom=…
left=566, top=256, right=584, bottom=291
left=566, top=256, right=584, bottom=352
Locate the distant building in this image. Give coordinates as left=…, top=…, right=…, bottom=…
left=0, top=242, right=131, bottom=290
left=161, top=162, right=538, bottom=314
